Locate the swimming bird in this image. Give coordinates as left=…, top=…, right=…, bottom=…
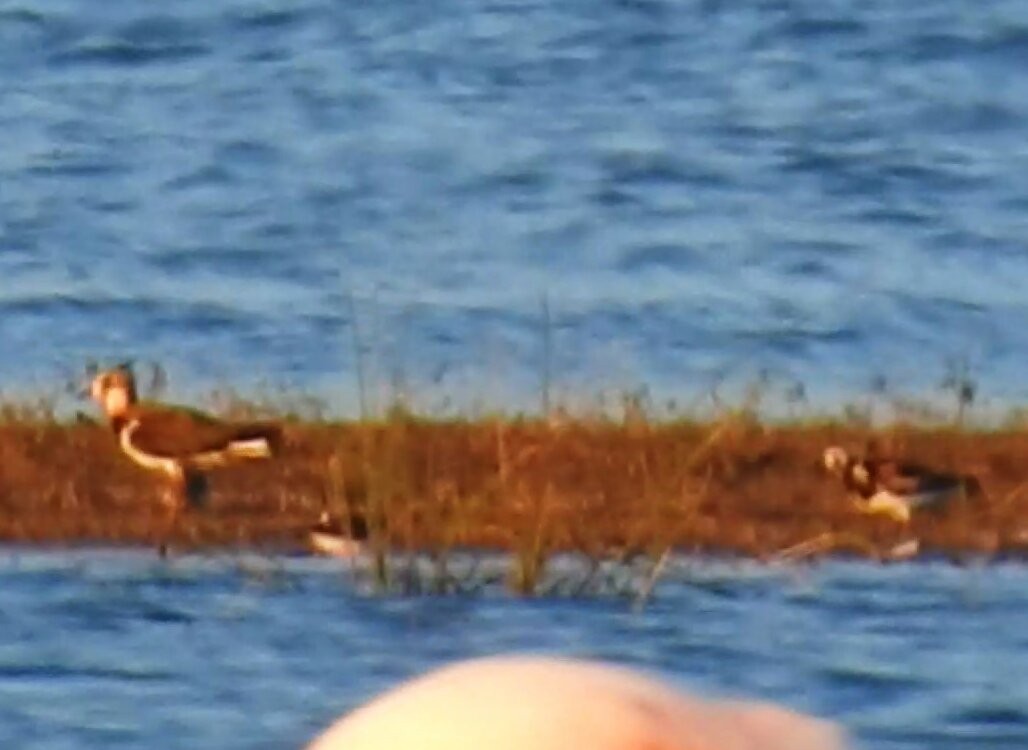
left=90, top=364, right=281, bottom=548
left=309, top=510, right=368, bottom=558
left=822, top=445, right=979, bottom=523
left=305, top=655, right=847, bottom=750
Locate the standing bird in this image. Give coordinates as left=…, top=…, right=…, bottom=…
left=89, top=364, right=281, bottom=551
left=822, top=445, right=980, bottom=523
left=305, top=655, right=847, bottom=750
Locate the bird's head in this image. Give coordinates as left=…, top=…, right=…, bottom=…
left=90, top=363, right=138, bottom=418
left=822, top=446, right=850, bottom=474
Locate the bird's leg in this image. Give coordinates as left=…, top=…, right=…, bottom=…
left=157, top=476, right=186, bottom=558
left=183, top=470, right=209, bottom=510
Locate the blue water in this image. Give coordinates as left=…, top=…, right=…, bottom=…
left=1, top=0, right=1027, bottom=413
left=3, top=5, right=1028, bottom=745
left=1, top=550, right=1025, bottom=749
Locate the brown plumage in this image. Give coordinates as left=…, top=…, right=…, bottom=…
left=108, top=406, right=281, bottom=468
left=90, top=364, right=281, bottom=551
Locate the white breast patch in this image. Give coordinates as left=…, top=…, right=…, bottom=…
left=119, top=420, right=183, bottom=479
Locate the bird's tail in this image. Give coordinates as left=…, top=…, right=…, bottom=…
left=226, top=423, right=282, bottom=459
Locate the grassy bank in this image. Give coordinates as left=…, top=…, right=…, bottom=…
left=1, top=399, right=1026, bottom=574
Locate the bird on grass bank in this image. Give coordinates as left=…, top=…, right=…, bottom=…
left=305, top=654, right=848, bottom=750
left=822, top=445, right=982, bottom=523
left=89, top=363, right=282, bottom=555
left=308, top=509, right=369, bottom=558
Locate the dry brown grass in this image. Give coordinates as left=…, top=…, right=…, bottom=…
left=1, top=403, right=1027, bottom=567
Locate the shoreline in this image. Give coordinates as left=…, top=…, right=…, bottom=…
left=1, top=412, right=1026, bottom=565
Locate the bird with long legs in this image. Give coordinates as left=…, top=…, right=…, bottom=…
left=89, top=363, right=281, bottom=555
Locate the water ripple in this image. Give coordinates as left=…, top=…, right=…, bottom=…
left=0, top=662, right=171, bottom=683
left=47, top=16, right=211, bottom=68
left=0, top=552, right=1023, bottom=748
left=2, top=0, right=1028, bottom=414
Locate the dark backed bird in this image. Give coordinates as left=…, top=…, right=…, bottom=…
left=822, top=445, right=981, bottom=523
left=308, top=509, right=369, bottom=558
left=90, top=364, right=282, bottom=548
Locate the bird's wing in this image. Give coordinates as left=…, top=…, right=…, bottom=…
left=873, top=461, right=924, bottom=493
left=125, top=404, right=246, bottom=457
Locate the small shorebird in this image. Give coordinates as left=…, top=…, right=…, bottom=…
left=308, top=510, right=368, bottom=558
left=822, top=445, right=980, bottom=523
left=90, top=364, right=281, bottom=551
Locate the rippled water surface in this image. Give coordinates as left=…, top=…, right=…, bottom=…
left=1, top=550, right=1025, bottom=749
left=3, top=2, right=1028, bottom=747
left=2, top=0, right=1027, bottom=411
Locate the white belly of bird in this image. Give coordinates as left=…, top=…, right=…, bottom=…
left=855, top=487, right=961, bottom=523
left=309, top=531, right=364, bottom=558
left=854, top=491, right=912, bottom=522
